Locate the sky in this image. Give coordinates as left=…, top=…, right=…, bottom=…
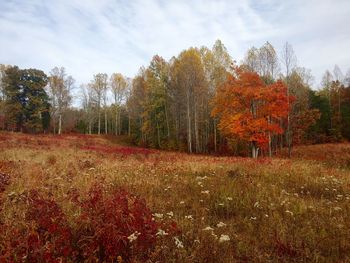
left=0, top=0, right=350, bottom=89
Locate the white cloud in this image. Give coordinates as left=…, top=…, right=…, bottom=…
left=0, top=0, right=349, bottom=91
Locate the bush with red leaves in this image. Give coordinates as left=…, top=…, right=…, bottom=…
left=0, top=185, right=177, bottom=262
left=74, top=184, right=159, bottom=262
left=1, top=190, right=73, bottom=262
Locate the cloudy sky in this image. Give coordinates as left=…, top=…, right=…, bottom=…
left=0, top=0, right=349, bottom=88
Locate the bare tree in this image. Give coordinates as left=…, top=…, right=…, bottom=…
left=0, top=64, right=6, bottom=101
left=321, top=70, right=334, bottom=129
left=91, top=73, right=108, bottom=135
left=333, top=65, right=344, bottom=83
left=344, top=69, right=350, bottom=87
left=280, top=42, right=297, bottom=157
left=110, top=73, right=127, bottom=135
left=48, top=67, right=74, bottom=135
left=81, top=84, right=95, bottom=134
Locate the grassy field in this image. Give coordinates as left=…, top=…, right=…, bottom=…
left=0, top=132, right=350, bottom=262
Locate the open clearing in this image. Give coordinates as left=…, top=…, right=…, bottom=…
left=1, top=132, right=350, bottom=262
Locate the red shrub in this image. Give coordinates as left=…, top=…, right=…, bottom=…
left=74, top=184, right=159, bottom=262
left=1, top=185, right=177, bottom=262
left=1, top=190, right=73, bottom=262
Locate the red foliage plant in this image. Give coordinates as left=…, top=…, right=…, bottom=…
left=0, top=185, right=174, bottom=262
left=1, top=190, right=73, bottom=262
left=73, top=184, right=160, bottom=262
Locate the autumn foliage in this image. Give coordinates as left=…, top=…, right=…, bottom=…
left=73, top=184, right=160, bottom=262
left=0, top=184, right=176, bottom=262
left=212, top=66, right=293, bottom=157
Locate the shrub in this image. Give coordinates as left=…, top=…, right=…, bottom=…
left=1, top=185, right=174, bottom=262
left=1, top=190, right=73, bottom=262
left=73, top=184, right=159, bottom=262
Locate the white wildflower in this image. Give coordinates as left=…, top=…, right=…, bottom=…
left=201, top=190, right=210, bottom=195
left=185, top=215, right=193, bottom=220
left=219, top=234, right=230, bottom=243
left=216, top=222, right=227, bottom=228
left=127, top=231, right=140, bottom=243
left=156, top=229, right=169, bottom=236
left=285, top=210, right=294, bottom=216
left=7, top=191, right=16, bottom=197
left=226, top=197, right=233, bottom=201
left=180, top=201, right=185, bottom=205
left=174, top=237, right=184, bottom=249
left=153, top=213, right=163, bottom=219
left=203, top=226, right=214, bottom=231
left=166, top=211, right=174, bottom=218
left=250, top=216, right=257, bottom=220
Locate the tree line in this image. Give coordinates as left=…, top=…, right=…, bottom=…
left=0, top=40, right=349, bottom=157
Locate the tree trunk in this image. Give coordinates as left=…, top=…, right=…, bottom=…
left=287, top=113, right=291, bottom=158
left=252, top=142, right=259, bottom=159
left=268, top=116, right=272, bottom=157
left=53, top=116, right=56, bottom=135
left=156, top=121, right=161, bottom=148
left=118, top=109, right=121, bottom=135
left=104, top=110, right=108, bottom=134
left=115, top=108, right=118, bottom=136
left=194, top=102, right=199, bottom=153
left=214, top=119, right=217, bottom=152
left=165, top=104, right=170, bottom=138
left=187, top=90, right=192, bottom=153
left=98, top=110, right=101, bottom=135
left=58, top=114, right=62, bottom=135
left=128, top=114, right=131, bottom=136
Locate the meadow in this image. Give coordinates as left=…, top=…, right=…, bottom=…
left=0, top=132, right=350, bottom=262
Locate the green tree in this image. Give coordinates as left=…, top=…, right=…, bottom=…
left=3, top=66, right=50, bottom=132
left=143, top=55, right=170, bottom=148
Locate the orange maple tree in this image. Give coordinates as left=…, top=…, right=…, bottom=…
left=212, top=66, right=293, bottom=158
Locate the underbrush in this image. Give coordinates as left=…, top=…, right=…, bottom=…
left=0, top=184, right=179, bottom=262
left=1, top=132, right=350, bottom=262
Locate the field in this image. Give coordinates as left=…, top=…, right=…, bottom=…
left=1, top=132, right=350, bottom=262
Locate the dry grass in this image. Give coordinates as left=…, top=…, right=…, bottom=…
left=0, top=132, right=350, bottom=262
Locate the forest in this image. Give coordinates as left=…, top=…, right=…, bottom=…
left=1, top=40, right=349, bottom=158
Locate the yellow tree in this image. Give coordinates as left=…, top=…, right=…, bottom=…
left=110, top=73, right=127, bottom=135
left=173, top=48, right=207, bottom=153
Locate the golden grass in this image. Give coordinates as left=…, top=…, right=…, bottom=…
left=1, top=132, right=350, bottom=262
